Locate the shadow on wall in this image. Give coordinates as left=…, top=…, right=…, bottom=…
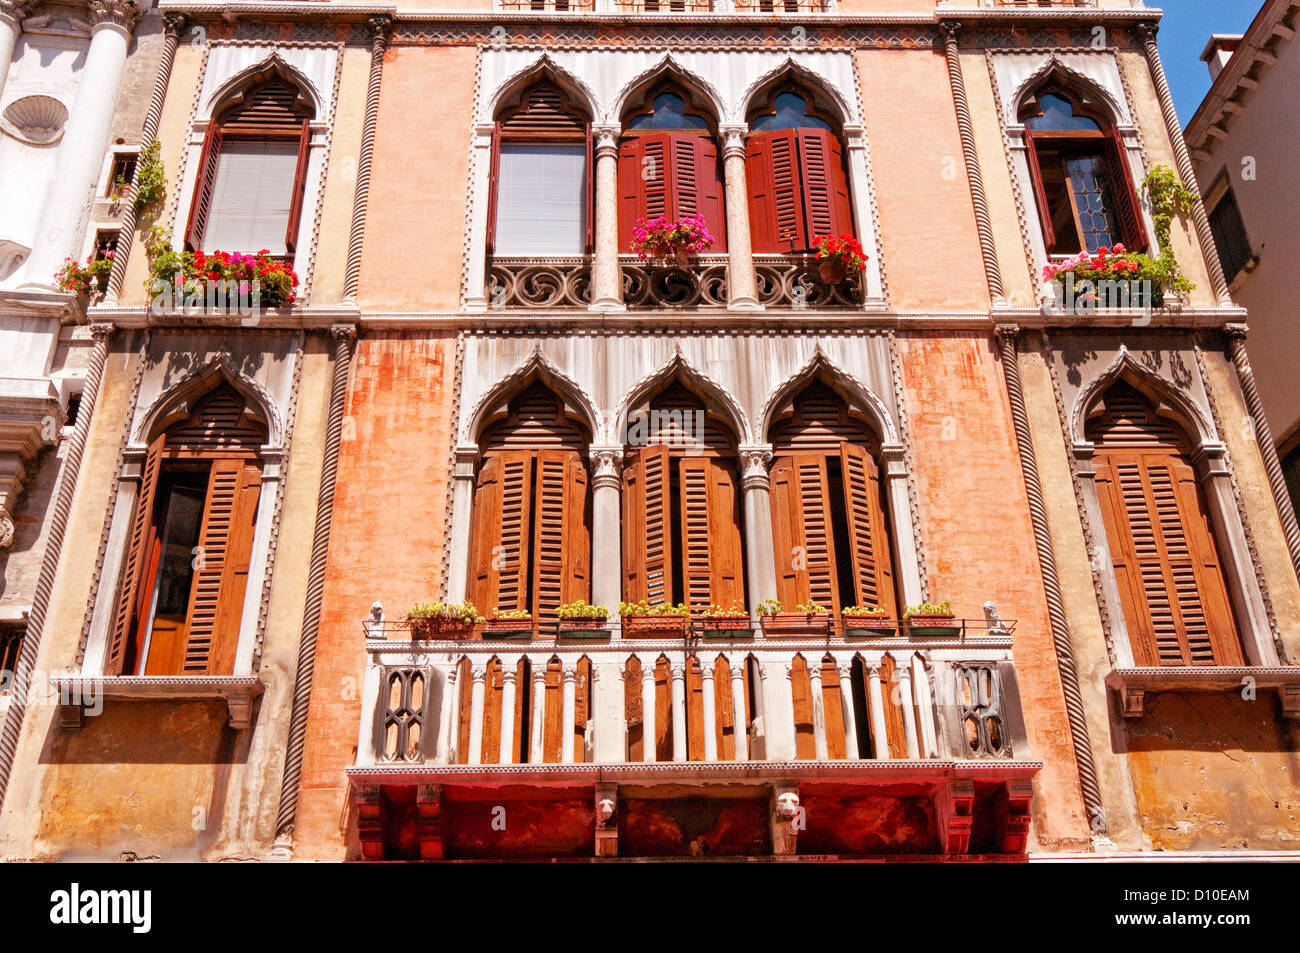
left=1112, top=690, right=1297, bottom=754
left=36, top=699, right=256, bottom=764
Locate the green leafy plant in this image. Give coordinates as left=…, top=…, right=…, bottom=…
left=904, top=600, right=954, bottom=619
left=54, top=253, right=113, bottom=296
left=556, top=600, right=609, bottom=622
left=146, top=245, right=298, bottom=308
left=755, top=599, right=784, bottom=617
left=131, top=138, right=167, bottom=212
left=490, top=608, right=532, bottom=619
left=842, top=605, right=890, bottom=618
left=619, top=600, right=691, bottom=617
left=1140, top=164, right=1198, bottom=298
left=795, top=600, right=830, bottom=615
left=407, top=601, right=484, bottom=625
left=700, top=601, right=749, bottom=619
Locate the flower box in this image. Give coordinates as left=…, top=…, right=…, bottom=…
left=812, top=233, right=868, bottom=287
left=483, top=617, right=533, bottom=640
left=698, top=615, right=753, bottom=638
left=556, top=618, right=611, bottom=641
left=759, top=612, right=832, bottom=638
left=842, top=616, right=896, bottom=639
left=408, top=618, right=475, bottom=640
left=904, top=615, right=961, bottom=638
left=621, top=614, right=690, bottom=638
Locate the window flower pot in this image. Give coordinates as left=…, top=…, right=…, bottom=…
left=409, top=618, right=475, bottom=640
left=759, top=612, right=832, bottom=638
left=621, top=614, right=690, bottom=638
left=905, top=614, right=961, bottom=638
left=818, top=259, right=846, bottom=285
left=483, top=617, right=533, bottom=640
left=698, top=615, right=753, bottom=638
left=843, top=616, right=896, bottom=639
left=557, top=618, right=611, bottom=641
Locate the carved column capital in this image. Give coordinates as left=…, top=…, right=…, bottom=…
left=470, top=664, right=488, bottom=683
left=1223, top=323, right=1249, bottom=342
left=994, top=323, right=1021, bottom=345
left=500, top=669, right=517, bottom=686
left=938, top=20, right=961, bottom=46
left=836, top=663, right=854, bottom=681
left=561, top=667, right=577, bottom=686
left=592, top=123, right=621, bottom=159
left=0, top=0, right=34, bottom=28
left=719, top=124, right=748, bottom=160
left=641, top=661, right=658, bottom=682
left=1136, top=20, right=1160, bottom=47
left=330, top=323, right=358, bottom=345
left=738, top=446, right=773, bottom=491
left=453, top=445, right=480, bottom=481
left=161, top=11, right=187, bottom=38
left=367, top=13, right=392, bottom=43
left=87, top=0, right=142, bottom=33
left=669, top=664, right=686, bottom=681
left=589, top=446, right=624, bottom=490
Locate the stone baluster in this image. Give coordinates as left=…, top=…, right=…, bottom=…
left=641, top=658, right=657, bottom=763
left=560, top=667, right=577, bottom=763
left=836, top=663, right=860, bottom=760
left=699, top=657, right=718, bottom=761
left=807, top=660, right=829, bottom=761
left=670, top=664, right=687, bottom=762
left=529, top=662, right=547, bottom=764
left=729, top=659, right=749, bottom=761
left=498, top=668, right=517, bottom=764
left=895, top=657, right=921, bottom=759
left=467, top=664, right=487, bottom=765
left=866, top=663, right=890, bottom=760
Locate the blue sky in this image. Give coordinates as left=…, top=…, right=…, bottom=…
left=1155, top=0, right=1262, bottom=125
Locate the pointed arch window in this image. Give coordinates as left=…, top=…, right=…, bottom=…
left=767, top=380, right=898, bottom=616
left=621, top=380, right=745, bottom=612
left=488, top=79, right=593, bottom=257
left=618, top=86, right=727, bottom=253
left=108, top=383, right=266, bottom=677
left=468, top=382, right=592, bottom=625
left=187, top=76, right=315, bottom=256
left=1088, top=382, right=1243, bottom=666
left=745, top=86, right=853, bottom=253
left=1019, top=88, right=1144, bottom=256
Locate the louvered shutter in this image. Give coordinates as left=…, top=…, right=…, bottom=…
left=176, top=460, right=261, bottom=675
left=1094, top=458, right=1155, bottom=665
left=622, top=448, right=645, bottom=602
left=839, top=443, right=897, bottom=616
left=769, top=455, right=837, bottom=610
left=486, top=124, right=502, bottom=255
left=184, top=125, right=223, bottom=251
left=469, top=453, right=535, bottom=617
left=746, top=131, right=805, bottom=254
left=563, top=452, right=591, bottom=605
left=618, top=135, right=667, bottom=252
left=285, top=119, right=312, bottom=253
left=533, top=449, right=588, bottom=617
left=1172, top=459, right=1242, bottom=665
left=678, top=456, right=744, bottom=611
left=1023, top=128, right=1057, bottom=254
left=797, top=129, right=853, bottom=248
left=106, top=436, right=165, bottom=675
left=670, top=133, right=727, bottom=253
left=1101, top=128, right=1146, bottom=252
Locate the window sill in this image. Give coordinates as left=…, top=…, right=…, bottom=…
left=50, top=675, right=264, bottom=731
left=1105, top=666, right=1300, bottom=721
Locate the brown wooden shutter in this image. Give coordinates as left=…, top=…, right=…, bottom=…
left=532, top=449, right=589, bottom=617
left=284, top=119, right=311, bottom=253
left=769, top=454, right=837, bottom=610
left=563, top=452, right=591, bottom=606
left=797, top=129, right=853, bottom=247
left=678, top=456, right=744, bottom=611
left=746, top=131, right=805, bottom=254
left=106, top=436, right=165, bottom=676
left=184, top=125, right=223, bottom=251
left=620, top=446, right=674, bottom=606
left=839, top=443, right=897, bottom=616
left=622, top=448, right=644, bottom=602
left=1023, top=128, right=1057, bottom=254
left=468, top=453, right=534, bottom=617
left=1101, top=128, right=1146, bottom=252
left=485, top=124, right=502, bottom=255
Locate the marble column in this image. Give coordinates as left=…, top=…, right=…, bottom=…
left=467, top=664, right=487, bottom=765
left=560, top=667, right=577, bottom=763
left=895, top=659, right=920, bottom=759
left=807, top=661, right=829, bottom=761
left=836, top=663, right=860, bottom=760
left=719, top=124, right=760, bottom=310
left=866, top=663, right=890, bottom=760
left=699, top=657, right=718, bottom=761
left=21, top=0, right=140, bottom=288
left=498, top=668, right=517, bottom=764
left=589, top=123, right=624, bottom=310
left=640, top=658, right=657, bottom=763
left=589, top=447, right=623, bottom=622
left=729, top=659, right=749, bottom=761
left=529, top=661, right=547, bottom=764
left=438, top=666, right=458, bottom=764
left=0, top=2, right=33, bottom=107
left=669, top=663, right=687, bottom=762
left=738, top=447, right=777, bottom=609
left=445, top=447, right=479, bottom=603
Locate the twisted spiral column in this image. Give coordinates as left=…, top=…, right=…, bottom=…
left=0, top=325, right=113, bottom=809
left=1225, top=326, right=1300, bottom=579
left=342, top=16, right=390, bottom=302
left=105, top=13, right=185, bottom=303
left=996, top=325, right=1106, bottom=834
left=273, top=325, right=356, bottom=848
left=1138, top=22, right=1231, bottom=305
left=941, top=21, right=1005, bottom=306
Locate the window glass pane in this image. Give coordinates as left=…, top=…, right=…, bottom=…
left=626, top=93, right=710, bottom=131
left=495, top=143, right=587, bottom=256
left=1209, top=186, right=1252, bottom=281
left=203, top=139, right=300, bottom=254
left=750, top=91, right=832, bottom=132
left=1027, top=93, right=1102, bottom=132
left=1065, top=154, right=1118, bottom=252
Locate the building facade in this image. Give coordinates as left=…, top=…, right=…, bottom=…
left=0, top=0, right=1297, bottom=862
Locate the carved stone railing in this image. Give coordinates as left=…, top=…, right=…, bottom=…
left=754, top=254, right=864, bottom=309
left=352, top=609, right=1027, bottom=769
left=621, top=254, right=728, bottom=310
left=487, top=256, right=592, bottom=309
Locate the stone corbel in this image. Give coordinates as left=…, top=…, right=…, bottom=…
left=0, top=399, right=63, bottom=549
left=936, top=778, right=975, bottom=855
left=415, top=784, right=444, bottom=859
left=1001, top=779, right=1034, bottom=854
left=771, top=783, right=801, bottom=856
left=353, top=784, right=385, bottom=861
left=595, top=783, right=618, bottom=857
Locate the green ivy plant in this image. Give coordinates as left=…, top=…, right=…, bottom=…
left=130, top=139, right=167, bottom=213
left=1141, top=164, right=1198, bottom=298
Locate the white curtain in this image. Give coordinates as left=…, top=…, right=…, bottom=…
left=494, top=143, right=587, bottom=256
left=203, top=140, right=300, bottom=255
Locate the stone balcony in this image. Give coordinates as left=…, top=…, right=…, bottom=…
left=347, top=606, right=1041, bottom=859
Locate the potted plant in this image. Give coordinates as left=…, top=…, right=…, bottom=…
left=406, top=601, right=484, bottom=640
left=903, top=600, right=960, bottom=638
left=842, top=605, right=895, bottom=638
left=756, top=599, right=832, bottom=637
left=54, top=253, right=114, bottom=301
left=619, top=600, right=691, bottom=638
left=146, top=238, right=299, bottom=312
left=631, top=214, right=714, bottom=266
left=1041, top=244, right=1170, bottom=312
left=483, top=607, right=533, bottom=640
left=811, top=233, right=868, bottom=285
left=698, top=601, right=752, bottom=638
left=556, top=600, right=611, bottom=640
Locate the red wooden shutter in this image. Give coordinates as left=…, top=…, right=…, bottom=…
left=797, top=129, right=853, bottom=248
left=285, top=119, right=312, bottom=253
left=533, top=449, right=588, bottom=617
left=746, top=131, right=805, bottom=254
left=839, top=443, right=897, bottom=616
left=485, top=124, right=502, bottom=255
left=1023, top=128, right=1057, bottom=255
left=106, top=436, right=165, bottom=676
left=1101, top=128, right=1146, bottom=252
left=184, top=125, right=223, bottom=251
left=618, top=135, right=666, bottom=252
left=178, top=459, right=261, bottom=675
left=669, top=133, right=726, bottom=253
left=677, top=457, right=744, bottom=611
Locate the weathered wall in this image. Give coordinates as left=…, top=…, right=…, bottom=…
left=294, top=332, right=458, bottom=861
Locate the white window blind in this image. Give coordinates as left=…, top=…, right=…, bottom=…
left=202, top=140, right=300, bottom=255
left=494, top=143, right=587, bottom=256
